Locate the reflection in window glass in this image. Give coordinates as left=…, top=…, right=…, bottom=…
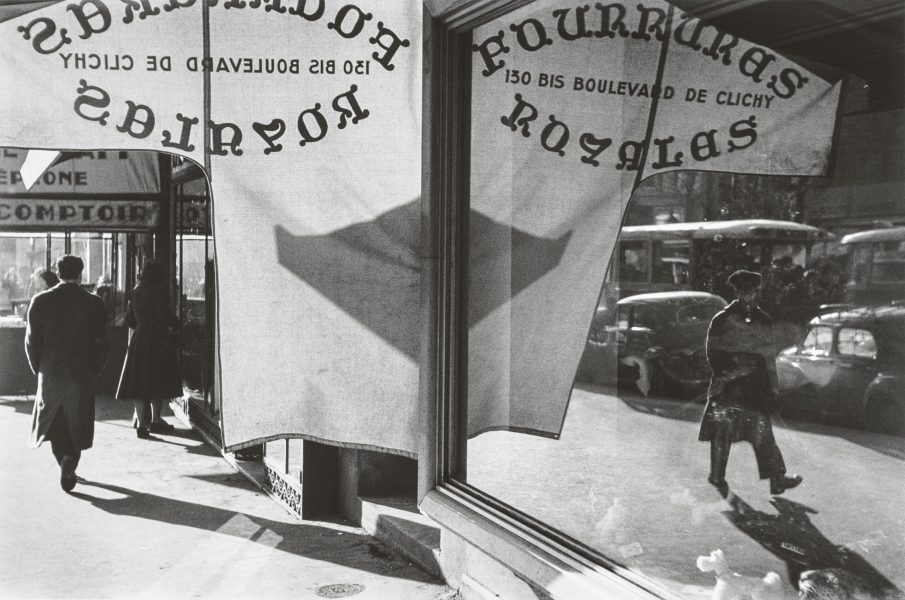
left=771, top=243, right=806, bottom=266
left=0, top=233, right=49, bottom=323
left=871, top=258, right=905, bottom=284
left=849, top=245, right=872, bottom=286
left=801, top=326, right=834, bottom=356
left=837, top=328, right=877, bottom=359
left=69, top=232, right=127, bottom=324
left=676, top=301, right=723, bottom=325
left=620, top=241, right=649, bottom=282
left=176, top=232, right=215, bottom=410
left=458, top=2, right=905, bottom=597
left=631, top=305, right=659, bottom=330
left=652, top=241, right=689, bottom=285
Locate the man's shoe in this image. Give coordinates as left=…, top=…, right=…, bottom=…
left=708, top=476, right=729, bottom=498
left=770, top=474, right=802, bottom=495
left=60, top=456, right=77, bottom=492
left=136, top=426, right=151, bottom=439
left=149, top=421, right=175, bottom=434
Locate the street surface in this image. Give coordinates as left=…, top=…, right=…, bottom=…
left=0, top=395, right=451, bottom=600
left=469, top=384, right=905, bottom=599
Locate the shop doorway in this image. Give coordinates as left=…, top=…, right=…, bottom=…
left=170, top=165, right=218, bottom=422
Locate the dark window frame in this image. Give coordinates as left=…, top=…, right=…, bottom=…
left=431, top=2, right=677, bottom=593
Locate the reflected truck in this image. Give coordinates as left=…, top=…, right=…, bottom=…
left=608, top=219, right=833, bottom=301
left=839, top=226, right=905, bottom=305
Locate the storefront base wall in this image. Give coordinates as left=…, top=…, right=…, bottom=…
left=422, top=491, right=658, bottom=600
left=338, top=448, right=419, bottom=524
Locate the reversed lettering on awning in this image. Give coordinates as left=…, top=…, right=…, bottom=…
left=0, top=199, right=158, bottom=229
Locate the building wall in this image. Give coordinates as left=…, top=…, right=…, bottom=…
left=804, top=107, right=905, bottom=233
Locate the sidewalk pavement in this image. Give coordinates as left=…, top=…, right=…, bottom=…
left=0, top=395, right=454, bottom=600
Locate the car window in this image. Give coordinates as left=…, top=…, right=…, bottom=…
left=848, top=245, right=872, bottom=286
left=652, top=241, right=690, bottom=285
left=837, top=327, right=877, bottom=359
left=616, top=305, right=631, bottom=330
left=631, top=305, right=659, bottom=330
left=800, top=325, right=834, bottom=357
left=676, top=301, right=722, bottom=325
left=619, top=242, right=649, bottom=283
left=871, top=260, right=905, bottom=284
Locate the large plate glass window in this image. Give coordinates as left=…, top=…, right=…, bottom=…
left=174, top=174, right=216, bottom=414
left=443, top=0, right=905, bottom=597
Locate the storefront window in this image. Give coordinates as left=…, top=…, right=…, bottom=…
left=174, top=174, right=216, bottom=412
left=449, top=1, right=904, bottom=597
left=0, top=233, right=48, bottom=322
left=0, top=231, right=128, bottom=326
left=69, top=232, right=128, bottom=324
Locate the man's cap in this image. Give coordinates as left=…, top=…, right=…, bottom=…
left=727, top=269, right=762, bottom=290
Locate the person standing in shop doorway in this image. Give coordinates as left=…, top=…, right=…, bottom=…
left=698, top=269, right=802, bottom=498
left=25, top=255, right=109, bottom=492
left=116, top=260, right=182, bottom=439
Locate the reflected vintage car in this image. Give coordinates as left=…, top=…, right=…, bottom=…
left=776, top=304, right=905, bottom=434
left=575, top=291, right=726, bottom=397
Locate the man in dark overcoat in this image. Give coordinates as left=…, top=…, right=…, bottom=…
left=698, top=269, right=802, bottom=497
left=26, top=255, right=109, bottom=492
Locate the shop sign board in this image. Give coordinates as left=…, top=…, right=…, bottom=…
left=0, top=198, right=158, bottom=229
left=0, top=149, right=160, bottom=195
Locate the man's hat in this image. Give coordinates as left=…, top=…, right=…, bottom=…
left=727, top=269, right=762, bottom=290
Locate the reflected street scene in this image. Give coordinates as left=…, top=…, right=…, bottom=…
left=2, top=0, right=905, bottom=597
left=466, top=212, right=905, bottom=596
left=464, top=184, right=905, bottom=596
left=464, top=122, right=905, bottom=599
left=459, top=2, right=905, bottom=594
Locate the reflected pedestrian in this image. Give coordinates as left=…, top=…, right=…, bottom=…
left=25, top=255, right=109, bottom=492
left=30, top=268, right=59, bottom=295
left=94, top=272, right=115, bottom=324
left=698, top=269, right=802, bottom=497
left=115, top=260, right=182, bottom=439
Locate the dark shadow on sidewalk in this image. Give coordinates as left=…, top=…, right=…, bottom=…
left=68, top=479, right=439, bottom=583
left=186, top=472, right=262, bottom=490
left=132, top=435, right=219, bottom=457
left=0, top=397, right=33, bottom=415
left=722, top=492, right=902, bottom=598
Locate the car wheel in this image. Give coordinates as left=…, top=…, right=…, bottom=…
left=865, top=395, right=905, bottom=435
left=656, top=351, right=711, bottom=399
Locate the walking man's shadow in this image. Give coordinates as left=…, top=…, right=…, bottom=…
left=721, top=491, right=902, bottom=599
